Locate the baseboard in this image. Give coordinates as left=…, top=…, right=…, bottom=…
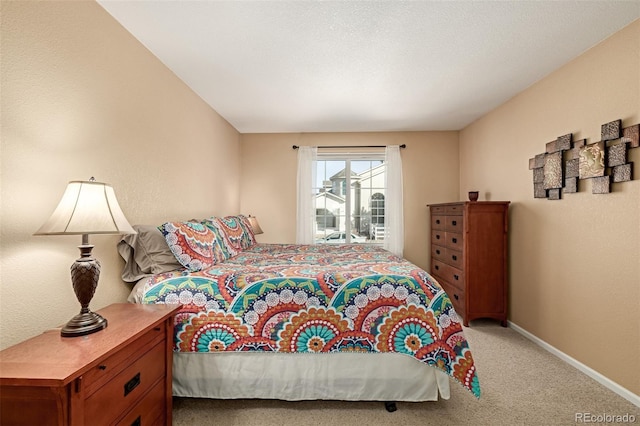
left=508, top=321, right=640, bottom=408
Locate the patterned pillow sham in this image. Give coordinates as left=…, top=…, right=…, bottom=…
left=236, top=214, right=257, bottom=248
left=201, top=218, right=236, bottom=260
left=158, top=221, right=225, bottom=271
left=202, top=215, right=256, bottom=257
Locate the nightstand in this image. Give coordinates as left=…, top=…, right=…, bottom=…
left=0, top=303, right=181, bottom=426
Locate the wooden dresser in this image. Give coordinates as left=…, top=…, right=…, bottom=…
left=0, top=303, right=181, bottom=426
left=428, top=201, right=510, bottom=327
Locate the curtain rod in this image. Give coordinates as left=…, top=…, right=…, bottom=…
left=292, top=144, right=406, bottom=149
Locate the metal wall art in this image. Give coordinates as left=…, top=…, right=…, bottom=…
left=529, top=120, right=639, bottom=199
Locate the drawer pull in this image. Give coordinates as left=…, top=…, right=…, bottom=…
left=454, top=274, right=459, bottom=281
left=98, top=365, right=107, bottom=370
left=452, top=237, right=457, bottom=243
left=124, top=372, right=141, bottom=397
left=131, top=416, right=141, bottom=426
left=454, top=294, right=459, bottom=300
left=436, top=235, right=440, bottom=240
left=154, top=326, right=161, bottom=331
left=435, top=219, right=440, bottom=225
left=436, top=249, right=441, bottom=255
left=452, top=255, right=457, bottom=261
left=434, top=265, right=439, bottom=271
left=452, top=220, right=457, bottom=226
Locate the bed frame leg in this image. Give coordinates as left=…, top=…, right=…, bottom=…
left=384, top=401, right=397, bottom=412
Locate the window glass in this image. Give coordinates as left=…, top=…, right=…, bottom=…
left=314, top=154, right=385, bottom=244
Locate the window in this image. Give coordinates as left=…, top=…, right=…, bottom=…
left=313, top=153, right=386, bottom=244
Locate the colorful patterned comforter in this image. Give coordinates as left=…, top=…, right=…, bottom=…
left=138, top=243, right=480, bottom=397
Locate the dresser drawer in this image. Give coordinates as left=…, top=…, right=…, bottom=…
left=116, top=378, right=165, bottom=426
left=84, top=323, right=166, bottom=397
left=445, top=232, right=463, bottom=251
left=446, top=248, right=464, bottom=269
left=431, top=215, right=446, bottom=231
left=84, top=341, right=166, bottom=425
left=431, top=230, right=445, bottom=246
left=432, top=259, right=465, bottom=291
left=431, top=244, right=447, bottom=262
left=445, top=215, right=463, bottom=233
left=445, top=204, right=464, bottom=215
left=430, top=205, right=446, bottom=215
left=435, top=277, right=466, bottom=318
left=445, top=282, right=466, bottom=318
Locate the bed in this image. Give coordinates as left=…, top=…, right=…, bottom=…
left=119, top=216, right=480, bottom=408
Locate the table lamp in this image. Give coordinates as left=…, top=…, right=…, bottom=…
left=247, top=215, right=263, bottom=234
left=34, top=178, right=136, bottom=337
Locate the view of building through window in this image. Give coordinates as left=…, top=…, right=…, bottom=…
left=314, top=156, right=386, bottom=244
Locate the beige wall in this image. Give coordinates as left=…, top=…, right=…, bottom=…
left=240, top=132, right=459, bottom=270
left=0, top=1, right=241, bottom=348
left=460, top=20, right=640, bottom=394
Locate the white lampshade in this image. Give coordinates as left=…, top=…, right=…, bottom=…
left=247, top=215, right=264, bottom=235
left=35, top=179, right=136, bottom=236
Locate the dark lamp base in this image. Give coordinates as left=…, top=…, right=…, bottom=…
left=61, top=311, right=108, bottom=337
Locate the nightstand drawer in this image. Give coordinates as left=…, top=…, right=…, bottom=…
left=84, top=324, right=166, bottom=397
left=84, top=341, right=165, bottom=425
left=116, top=379, right=165, bottom=426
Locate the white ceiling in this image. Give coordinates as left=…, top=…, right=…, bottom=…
left=97, top=1, right=640, bottom=134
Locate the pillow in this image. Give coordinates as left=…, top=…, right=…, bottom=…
left=237, top=215, right=258, bottom=248
left=117, top=224, right=183, bottom=282
left=203, top=215, right=256, bottom=257
left=202, top=218, right=236, bottom=259
left=158, top=221, right=225, bottom=271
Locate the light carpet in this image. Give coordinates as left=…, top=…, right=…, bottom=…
left=172, top=320, right=639, bottom=425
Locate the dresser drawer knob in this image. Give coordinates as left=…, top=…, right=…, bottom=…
left=452, top=237, right=457, bottom=243
left=435, top=265, right=439, bottom=271
left=98, top=365, right=107, bottom=370
left=435, top=219, right=440, bottom=225
left=454, top=294, right=459, bottom=300
left=436, top=249, right=441, bottom=255
left=131, top=416, right=141, bottom=426
left=454, top=274, right=459, bottom=281
left=452, top=220, right=457, bottom=226
left=452, top=255, right=457, bottom=261
left=436, top=235, right=440, bottom=240
left=124, top=372, right=141, bottom=397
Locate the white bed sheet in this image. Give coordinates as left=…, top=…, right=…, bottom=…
left=172, top=351, right=451, bottom=402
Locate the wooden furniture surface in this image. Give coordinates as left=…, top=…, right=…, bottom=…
left=0, top=303, right=181, bottom=426
left=428, top=201, right=510, bottom=327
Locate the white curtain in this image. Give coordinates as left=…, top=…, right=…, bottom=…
left=296, top=146, right=317, bottom=244
left=384, top=145, right=404, bottom=257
